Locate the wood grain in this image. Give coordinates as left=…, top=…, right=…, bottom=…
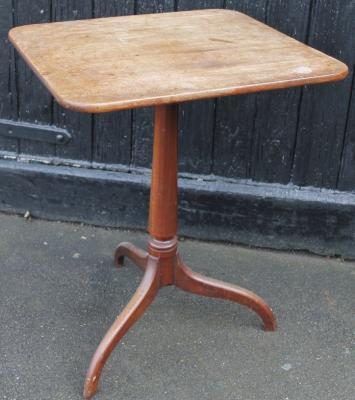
left=175, top=254, right=276, bottom=331
left=9, top=9, right=348, bottom=113
left=248, top=0, right=312, bottom=184
left=15, top=0, right=54, bottom=156
left=291, top=0, right=354, bottom=188
left=92, top=0, right=134, bottom=165
left=83, top=255, right=160, bottom=399
left=338, top=72, right=355, bottom=191
left=130, top=0, right=176, bottom=169
left=177, top=0, right=224, bottom=175
left=148, top=104, right=178, bottom=240
left=213, top=0, right=311, bottom=182
left=51, top=0, right=93, bottom=161
left=83, top=103, right=276, bottom=398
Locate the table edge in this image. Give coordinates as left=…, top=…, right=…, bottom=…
left=8, top=10, right=349, bottom=114
left=35, top=67, right=349, bottom=113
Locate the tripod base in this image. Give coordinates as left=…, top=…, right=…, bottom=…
left=83, top=238, right=276, bottom=399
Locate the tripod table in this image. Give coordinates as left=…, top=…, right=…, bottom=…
left=9, top=9, right=348, bottom=399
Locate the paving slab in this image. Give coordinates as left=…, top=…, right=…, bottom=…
left=0, top=213, right=354, bottom=400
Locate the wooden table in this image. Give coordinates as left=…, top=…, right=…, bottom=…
left=9, top=9, right=348, bottom=399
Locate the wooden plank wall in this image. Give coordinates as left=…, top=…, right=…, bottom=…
left=0, top=0, right=18, bottom=153
left=0, top=0, right=354, bottom=191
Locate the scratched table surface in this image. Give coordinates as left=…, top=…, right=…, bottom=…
left=9, top=9, right=348, bottom=113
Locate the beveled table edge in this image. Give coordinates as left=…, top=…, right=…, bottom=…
left=8, top=9, right=349, bottom=114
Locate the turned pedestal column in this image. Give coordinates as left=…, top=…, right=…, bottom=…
left=9, top=8, right=347, bottom=399
left=83, top=104, right=276, bottom=398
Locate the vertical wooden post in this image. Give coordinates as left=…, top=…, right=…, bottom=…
left=148, top=104, right=178, bottom=286
left=85, top=103, right=276, bottom=399
left=148, top=104, right=178, bottom=241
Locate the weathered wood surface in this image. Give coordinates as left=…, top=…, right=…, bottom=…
left=51, top=0, right=93, bottom=161
left=214, top=0, right=312, bottom=182
left=0, top=0, right=18, bottom=153
left=177, top=0, right=223, bottom=175
left=131, top=0, right=175, bottom=169
left=14, top=0, right=54, bottom=157
left=338, top=73, right=355, bottom=191
left=92, top=0, right=134, bottom=166
left=1, top=158, right=355, bottom=259
left=291, top=0, right=355, bottom=189
left=0, top=0, right=354, bottom=194
left=9, top=10, right=347, bottom=112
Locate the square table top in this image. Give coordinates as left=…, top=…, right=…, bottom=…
left=9, top=9, right=348, bottom=113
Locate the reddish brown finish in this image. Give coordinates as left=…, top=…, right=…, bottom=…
left=9, top=9, right=348, bottom=400
left=114, top=242, right=148, bottom=271
left=83, top=105, right=276, bottom=398
left=148, top=104, right=178, bottom=241
left=84, top=255, right=160, bottom=399
left=175, top=255, right=276, bottom=331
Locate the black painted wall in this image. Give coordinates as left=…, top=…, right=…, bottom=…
left=0, top=1, right=354, bottom=257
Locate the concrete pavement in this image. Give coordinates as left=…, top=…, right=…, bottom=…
left=1, top=213, right=354, bottom=400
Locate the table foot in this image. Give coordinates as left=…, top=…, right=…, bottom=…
left=114, top=242, right=149, bottom=272
left=84, top=242, right=276, bottom=398
left=83, top=255, right=160, bottom=399
left=175, top=254, right=277, bottom=331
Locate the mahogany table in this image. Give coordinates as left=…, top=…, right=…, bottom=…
left=9, top=9, right=348, bottom=399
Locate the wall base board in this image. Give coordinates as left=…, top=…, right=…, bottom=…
left=0, top=159, right=354, bottom=259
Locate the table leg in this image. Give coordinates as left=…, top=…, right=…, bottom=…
left=114, top=242, right=149, bottom=271
left=83, top=255, right=160, bottom=399
left=175, top=254, right=276, bottom=331
left=83, top=103, right=276, bottom=398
